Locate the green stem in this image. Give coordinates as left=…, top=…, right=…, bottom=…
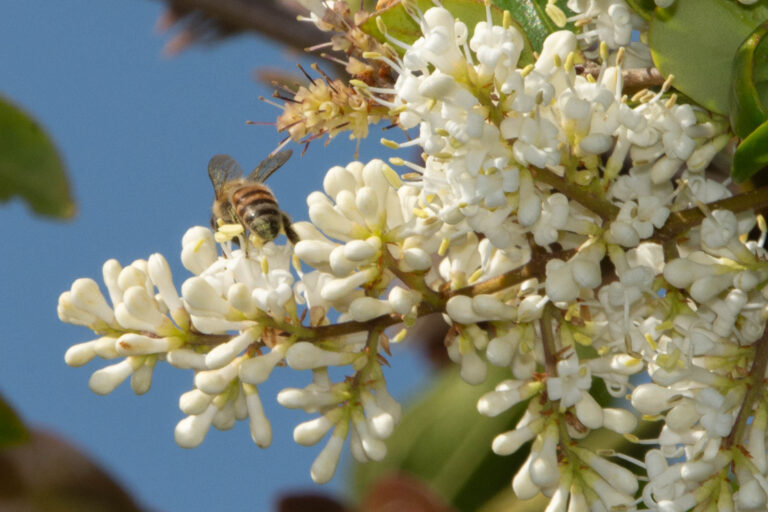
left=382, top=246, right=443, bottom=309
left=531, top=166, right=619, bottom=222
left=655, top=186, right=768, bottom=242
left=449, top=248, right=577, bottom=298
left=724, top=327, right=768, bottom=449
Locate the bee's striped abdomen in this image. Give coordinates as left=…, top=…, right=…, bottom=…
left=231, top=184, right=282, bottom=241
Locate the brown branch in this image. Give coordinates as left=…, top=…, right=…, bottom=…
left=540, top=303, right=558, bottom=376
left=531, top=167, right=619, bottom=222
left=578, top=62, right=665, bottom=94
left=155, top=0, right=328, bottom=53
left=724, top=327, right=768, bottom=449
left=654, top=186, right=768, bottom=243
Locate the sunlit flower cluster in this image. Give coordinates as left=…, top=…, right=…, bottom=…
left=59, top=1, right=768, bottom=510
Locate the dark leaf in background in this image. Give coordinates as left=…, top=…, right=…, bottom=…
left=0, top=394, right=28, bottom=448
left=352, top=365, right=529, bottom=512
left=0, top=429, right=145, bottom=512
left=360, top=474, right=455, bottom=512
left=0, top=96, right=74, bottom=219
left=276, top=492, right=349, bottom=512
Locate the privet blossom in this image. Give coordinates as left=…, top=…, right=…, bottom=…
left=59, top=1, right=768, bottom=510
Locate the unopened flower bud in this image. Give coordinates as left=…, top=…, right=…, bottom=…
left=239, top=345, right=286, bottom=385
left=179, top=388, right=212, bottom=415
left=310, top=423, right=347, bottom=484
left=602, top=408, right=637, bottom=434
left=243, top=383, right=272, bottom=448
left=205, top=330, right=257, bottom=369
left=285, top=342, right=358, bottom=370
left=182, top=277, right=231, bottom=316
left=166, top=348, right=207, bottom=369
left=89, top=358, right=138, bottom=395
left=388, top=286, right=419, bottom=315
left=320, top=268, right=377, bottom=302
left=194, top=359, right=240, bottom=394
left=148, top=253, right=183, bottom=314
left=115, top=333, right=181, bottom=355
left=344, top=239, right=377, bottom=262
left=131, top=362, right=154, bottom=395
left=175, top=404, right=216, bottom=448
left=631, top=383, right=677, bottom=415
left=349, top=297, right=393, bottom=322
left=492, top=417, right=543, bottom=455
left=294, top=412, right=340, bottom=446
left=70, top=278, right=114, bottom=324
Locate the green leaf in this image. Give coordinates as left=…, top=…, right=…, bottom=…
left=361, top=0, right=573, bottom=67
left=352, top=365, right=529, bottom=512
left=625, top=0, right=657, bottom=21
left=0, top=394, right=28, bottom=448
left=362, top=0, right=504, bottom=49
left=731, top=21, right=768, bottom=139
left=732, top=118, right=768, bottom=181
left=492, top=0, right=575, bottom=52
left=649, top=0, right=768, bottom=115
left=0, top=96, right=75, bottom=218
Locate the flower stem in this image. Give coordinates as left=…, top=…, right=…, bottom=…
left=657, top=186, right=768, bottom=242
left=723, top=326, right=768, bottom=449
left=531, top=166, right=619, bottom=222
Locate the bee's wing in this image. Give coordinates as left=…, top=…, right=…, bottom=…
left=208, top=154, right=244, bottom=194
left=249, top=149, right=292, bottom=183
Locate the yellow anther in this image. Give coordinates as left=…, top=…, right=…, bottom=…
left=261, top=257, right=269, bottom=274
left=599, top=41, right=609, bottom=62
left=438, top=237, right=450, bottom=256
left=468, top=268, right=484, bottom=283
left=382, top=164, right=403, bottom=188
left=381, top=138, right=400, bottom=149
left=520, top=64, right=535, bottom=77
left=665, top=93, right=678, bottom=109
left=376, top=16, right=387, bottom=34
left=616, top=46, right=625, bottom=67
left=564, top=52, right=575, bottom=72
left=573, top=332, right=592, bottom=346
left=661, top=74, right=675, bottom=93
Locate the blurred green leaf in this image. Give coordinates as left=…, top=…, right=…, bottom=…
left=731, top=21, right=768, bottom=139
left=352, top=365, right=528, bottom=512
left=733, top=118, right=768, bottom=181
left=649, top=0, right=768, bottom=115
left=361, top=0, right=537, bottom=66
left=625, top=0, right=656, bottom=20
left=493, top=0, right=575, bottom=52
left=0, top=96, right=75, bottom=218
left=0, top=394, right=28, bottom=448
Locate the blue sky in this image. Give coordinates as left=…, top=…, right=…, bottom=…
left=1, top=2, right=427, bottom=510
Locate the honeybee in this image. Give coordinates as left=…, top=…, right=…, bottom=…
left=208, top=150, right=299, bottom=245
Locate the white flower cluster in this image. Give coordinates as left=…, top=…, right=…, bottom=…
left=59, top=2, right=768, bottom=510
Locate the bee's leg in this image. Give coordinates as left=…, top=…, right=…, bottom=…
left=282, top=213, right=299, bottom=244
